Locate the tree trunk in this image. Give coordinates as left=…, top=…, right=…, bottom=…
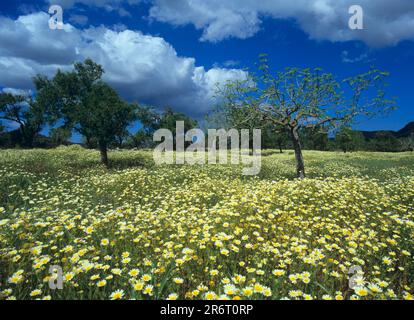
left=85, top=136, right=93, bottom=149
left=278, top=140, right=283, bottom=153
left=117, top=136, right=123, bottom=148
left=99, top=143, right=109, bottom=168
left=20, top=125, right=36, bottom=148
left=290, top=127, right=305, bottom=179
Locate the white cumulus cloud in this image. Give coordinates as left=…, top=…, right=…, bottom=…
left=148, top=0, right=414, bottom=47
left=0, top=12, right=248, bottom=117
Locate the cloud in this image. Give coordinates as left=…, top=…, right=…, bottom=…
left=40, top=0, right=414, bottom=47
left=69, top=14, right=89, bottom=26
left=341, top=50, right=371, bottom=64
left=0, top=12, right=247, bottom=117
left=46, top=0, right=139, bottom=9
left=118, top=8, right=131, bottom=17
left=213, top=60, right=241, bottom=68
left=46, top=0, right=140, bottom=15
left=79, top=27, right=247, bottom=115
left=1, top=87, right=33, bottom=96
left=148, top=0, right=414, bottom=47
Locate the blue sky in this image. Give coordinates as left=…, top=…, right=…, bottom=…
left=1, top=0, right=414, bottom=133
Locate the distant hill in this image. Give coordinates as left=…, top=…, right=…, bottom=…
left=360, top=121, right=414, bottom=140
left=396, top=121, right=414, bottom=138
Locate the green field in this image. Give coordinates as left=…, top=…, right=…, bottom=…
left=0, top=147, right=413, bottom=300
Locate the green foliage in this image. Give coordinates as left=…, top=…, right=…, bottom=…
left=261, top=125, right=289, bottom=152
left=132, top=106, right=198, bottom=149
left=300, top=126, right=329, bottom=151
left=0, top=92, right=50, bottom=147
left=158, top=107, right=198, bottom=135
left=400, top=133, right=414, bottom=152
left=126, top=129, right=149, bottom=149
left=35, top=59, right=137, bottom=166
left=222, top=55, right=395, bottom=131
left=369, top=131, right=402, bottom=152
left=218, top=54, right=396, bottom=177
left=50, top=127, right=72, bottom=146
left=334, top=127, right=365, bottom=153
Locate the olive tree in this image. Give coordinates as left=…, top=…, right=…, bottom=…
left=35, top=59, right=137, bottom=167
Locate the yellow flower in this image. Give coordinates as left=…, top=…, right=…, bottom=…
left=143, top=285, right=154, bottom=296
left=142, top=274, right=152, bottom=282
left=253, top=283, right=264, bottom=293
left=220, top=249, right=230, bottom=256
left=90, top=274, right=100, bottom=281
left=129, top=269, right=140, bottom=277
left=85, top=226, right=94, bottom=235
left=64, top=273, right=74, bottom=282
left=224, top=284, right=236, bottom=295
left=272, top=269, right=285, bottom=277
left=382, top=257, right=392, bottom=265
left=368, top=284, right=382, bottom=294
left=355, top=287, right=369, bottom=297
left=192, top=290, right=200, bottom=297
left=205, top=291, right=217, bottom=300
left=173, top=277, right=184, bottom=284
left=242, top=287, right=253, bottom=297
left=167, top=293, right=178, bottom=300
left=335, top=294, right=344, bottom=300
left=111, top=268, right=122, bottom=276
left=404, top=292, right=413, bottom=300
left=210, top=269, right=219, bottom=276
left=30, top=289, right=42, bottom=297
left=110, top=289, right=124, bottom=300
left=263, top=287, right=272, bottom=297
left=97, top=280, right=107, bottom=287
left=8, top=274, right=23, bottom=284
left=133, top=281, right=144, bottom=291
left=289, top=290, right=303, bottom=298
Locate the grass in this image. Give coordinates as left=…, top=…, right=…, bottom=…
left=0, top=146, right=413, bottom=300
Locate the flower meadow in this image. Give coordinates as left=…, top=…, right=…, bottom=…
left=0, top=146, right=413, bottom=300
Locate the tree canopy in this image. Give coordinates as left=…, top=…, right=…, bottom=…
left=219, top=55, right=396, bottom=178
left=0, top=92, right=50, bottom=147
left=35, top=59, right=137, bottom=166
